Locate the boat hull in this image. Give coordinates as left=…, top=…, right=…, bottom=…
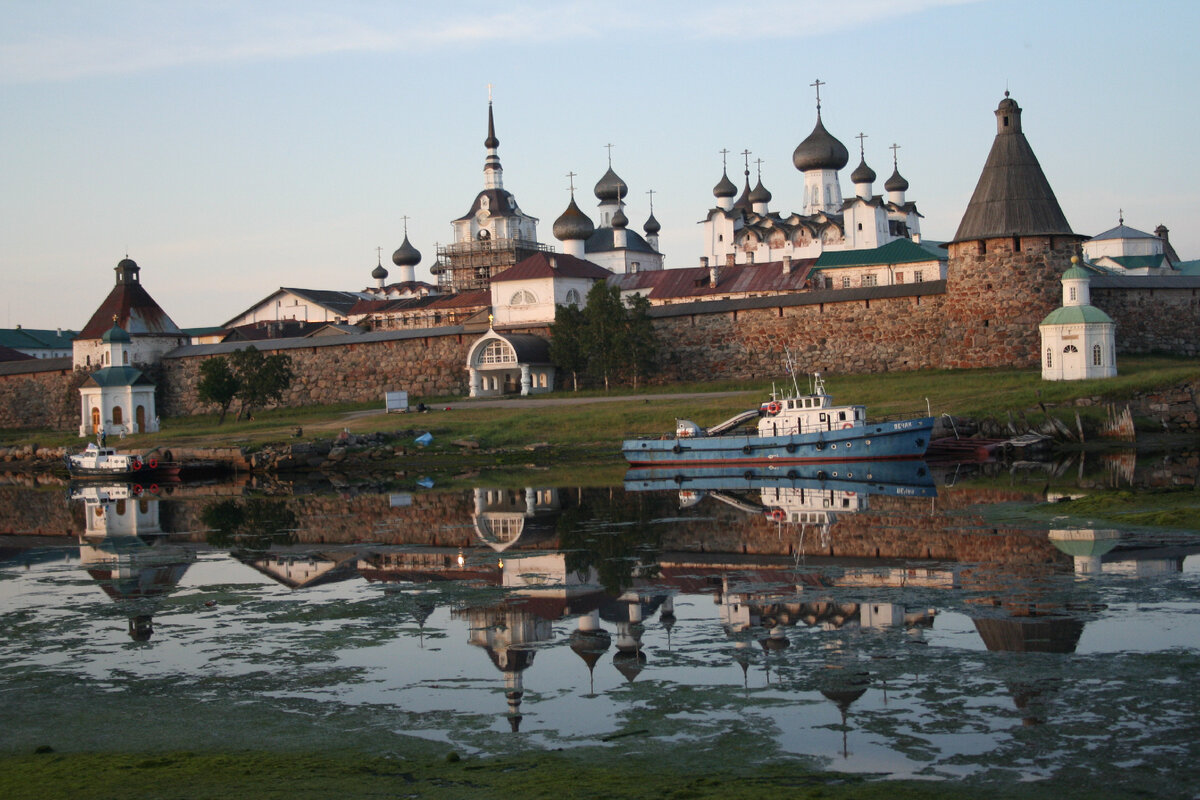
left=624, top=459, right=936, bottom=497
left=622, top=417, right=936, bottom=466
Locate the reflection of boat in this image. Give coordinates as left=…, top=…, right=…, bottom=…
left=65, top=442, right=179, bottom=480
left=624, top=460, right=936, bottom=498
left=623, top=373, right=934, bottom=466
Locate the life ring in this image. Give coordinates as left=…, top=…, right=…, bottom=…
left=132, top=458, right=142, bottom=471
left=814, top=440, right=825, bottom=451
left=132, top=484, right=143, bottom=495
left=770, top=509, right=785, bottom=522
left=842, top=423, right=853, bottom=429
left=148, top=458, right=158, bottom=469
left=766, top=401, right=781, bottom=415
left=149, top=484, right=160, bottom=495
left=743, top=470, right=755, bottom=481
left=846, top=491, right=856, bottom=497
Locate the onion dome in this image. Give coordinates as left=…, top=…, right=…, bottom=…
left=612, top=205, right=629, bottom=229
left=792, top=114, right=849, bottom=172
left=643, top=212, right=660, bottom=236
left=371, top=259, right=389, bottom=281
left=594, top=166, right=628, bottom=202
left=884, top=166, right=909, bottom=193
left=1062, top=255, right=1092, bottom=280
left=749, top=179, right=772, bottom=205
left=552, top=194, right=596, bottom=241
left=850, top=157, right=876, bottom=185
left=429, top=258, right=444, bottom=275
left=392, top=234, right=421, bottom=267
left=713, top=170, right=737, bottom=199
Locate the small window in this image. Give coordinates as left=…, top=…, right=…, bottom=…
left=1093, top=344, right=1102, bottom=366
left=509, top=290, right=536, bottom=306
left=862, top=274, right=877, bottom=287
left=1046, top=348, right=1052, bottom=368
left=565, top=289, right=581, bottom=307
left=1069, top=286, right=1077, bottom=302
left=896, top=272, right=904, bottom=284
left=841, top=277, right=851, bottom=289
left=914, top=270, right=923, bottom=282
left=1064, top=344, right=1078, bottom=354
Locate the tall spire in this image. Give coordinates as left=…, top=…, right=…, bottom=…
left=483, top=91, right=503, bottom=191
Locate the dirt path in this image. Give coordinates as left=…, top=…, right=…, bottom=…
left=302, top=391, right=751, bottom=433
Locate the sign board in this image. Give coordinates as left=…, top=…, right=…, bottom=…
left=385, top=391, right=408, bottom=413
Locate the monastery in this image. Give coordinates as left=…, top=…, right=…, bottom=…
left=0, top=88, right=1197, bottom=433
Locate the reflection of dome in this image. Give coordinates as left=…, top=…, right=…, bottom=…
left=570, top=628, right=611, bottom=672
left=1048, top=529, right=1120, bottom=558
left=613, top=650, right=647, bottom=682
left=973, top=616, right=1085, bottom=654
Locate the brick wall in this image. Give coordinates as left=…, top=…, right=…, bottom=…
left=1092, top=285, right=1200, bottom=357
left=0, top=364, right=85, bottom=431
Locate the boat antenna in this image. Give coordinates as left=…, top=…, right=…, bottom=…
left=784, top=348, right=801, bottom=396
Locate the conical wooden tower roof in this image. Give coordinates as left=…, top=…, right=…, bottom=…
left=951, top=94, right=1075, bottom=244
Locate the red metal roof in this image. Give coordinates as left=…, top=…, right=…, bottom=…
left=79, top=281, right=183, bottom=339
left=492, top=252, right=612, bottom=283
left=609, top=259, right=814, bottom=300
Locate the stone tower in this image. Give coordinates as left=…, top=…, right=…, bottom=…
left=942, top=94, right=1085, bottom=368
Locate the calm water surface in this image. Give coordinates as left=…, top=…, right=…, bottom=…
left=1, top=453, right=1198, bottom=795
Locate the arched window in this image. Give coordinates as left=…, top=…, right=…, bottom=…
left=509, top=290, right=536, bottom=306
left=1063, top=344, right=1078, bottom=354
left=1093, top=344, right=1102, bottom=366
left=1069, top=286, right=1077, bottom=302
left=112, top=406, right=123, bottom=425
left=479, top=339, right=515, bottom=365
left=1046, top=348, right=1052, bottom=368
left=565, top=289, right=581, bottom=307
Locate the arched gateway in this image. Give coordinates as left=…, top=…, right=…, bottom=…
left=466, top=330, right=555, bottom=397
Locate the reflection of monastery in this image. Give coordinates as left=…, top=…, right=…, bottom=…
left=72, top=483, right=194, bottom=640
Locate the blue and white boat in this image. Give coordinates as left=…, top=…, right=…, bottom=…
left=622, top=373, right=934, bottom=467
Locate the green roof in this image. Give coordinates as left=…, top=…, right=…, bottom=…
left=814, top=238, right=945, bottom=270
left=1105, top=255, right=1166, bottom=270
left=1175, top=259, right=1200, bottom=276
left=183, top=326, right=227, bottom=336
left=1041, top=305, right=1114, bottom=326
left=1062, top=264, right=1092, bottom=280
left=0, top=328, right=77, bottom=350
left=83, top=366, right=154, bottom=388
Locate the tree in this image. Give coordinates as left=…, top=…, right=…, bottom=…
left=228, top=347, right=294, bottom=421
left=622, top=292, right=658, bottom=390
left=583, top=282, right=627, bottom=392
left=196, top=356, right=240, bottom=424
left=548, top=302, right=588, bottom=391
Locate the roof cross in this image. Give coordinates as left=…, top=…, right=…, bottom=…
left=566, top=171, right=577, bottom=194
left=889, top=143, right=901, bottom=168
left=811, top=78, right=825, bottom=112
left=1119, top=208, right=1124, bottom=225
left=754, top=158, right=764, bottom=180
left=646, top=188, right=655, bottom=213
left=741, top=149, right=751, bottom=176
left=605, top=143, right=614, bottom=167
left=856, top=132, right=867, bottom=158
left=375, top=246, right=383, bottom=264
left=719, top=148, right=730, bottom=170
left=400, top=215, right=410, bottom=235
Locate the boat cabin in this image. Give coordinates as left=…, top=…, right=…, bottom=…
left=757, top=390, right=865, bottom=438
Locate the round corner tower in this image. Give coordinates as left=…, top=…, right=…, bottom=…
left=942, top=94, right=1085, bottom=368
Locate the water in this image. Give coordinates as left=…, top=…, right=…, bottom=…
left=1, top=454, right=1199, bottom=795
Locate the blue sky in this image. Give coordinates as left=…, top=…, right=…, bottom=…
left=3, top=0, right=1197, bottom=330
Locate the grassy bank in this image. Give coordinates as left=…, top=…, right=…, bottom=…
left=4, top=356, right=1197, bottom=455
left=0, top=748, right=1064, bottom=800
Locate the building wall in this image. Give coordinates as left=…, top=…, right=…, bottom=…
left=0, top=365, right=84, bottom=431
left=158, top=332, right=479, bottom=416
left=1092, top=285, right=1200, bottom=356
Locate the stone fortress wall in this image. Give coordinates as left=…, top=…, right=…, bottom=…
left=0, top=265, right=1198, bottom=432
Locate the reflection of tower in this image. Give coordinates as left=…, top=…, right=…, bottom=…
left=472, top=487, right=561, bottom=552
left=569, top=610, right=611, bottom=696
left=609, top=593, right=647, bottom=683
left=1048, top=529, right=1120, bottom=576
left=72, top=483, right=192, bottom=641
left=458, top=604, right=553, bottom=732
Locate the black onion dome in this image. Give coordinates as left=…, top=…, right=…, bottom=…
left=792, top=114, right=850, bottom=172
left=117, top=257, right=138, bottom=270
left=611, top=205, right=629, bottom=229
left=429, top=258, right=444, bottom=275
left=884, top=167, right=909, bottom=193
left=594, top=167, right=628, bottom=202
left=749, top=179, right=772, bottom=204
left=713, top=170, right=737, bottom=198
left=392, top=234, right=421, bottom=267
left=552, top=196, right=596, bottom=241
left=371, top=262, right=389, bottom=280
left=643, top=212, right=660, bottom=235
left=851, top=157, right=876, bottom=184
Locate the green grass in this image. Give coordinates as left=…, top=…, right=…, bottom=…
left=4, top=356, right=1197, bottom=455
left=0, top=748, right=1061, bottom=800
